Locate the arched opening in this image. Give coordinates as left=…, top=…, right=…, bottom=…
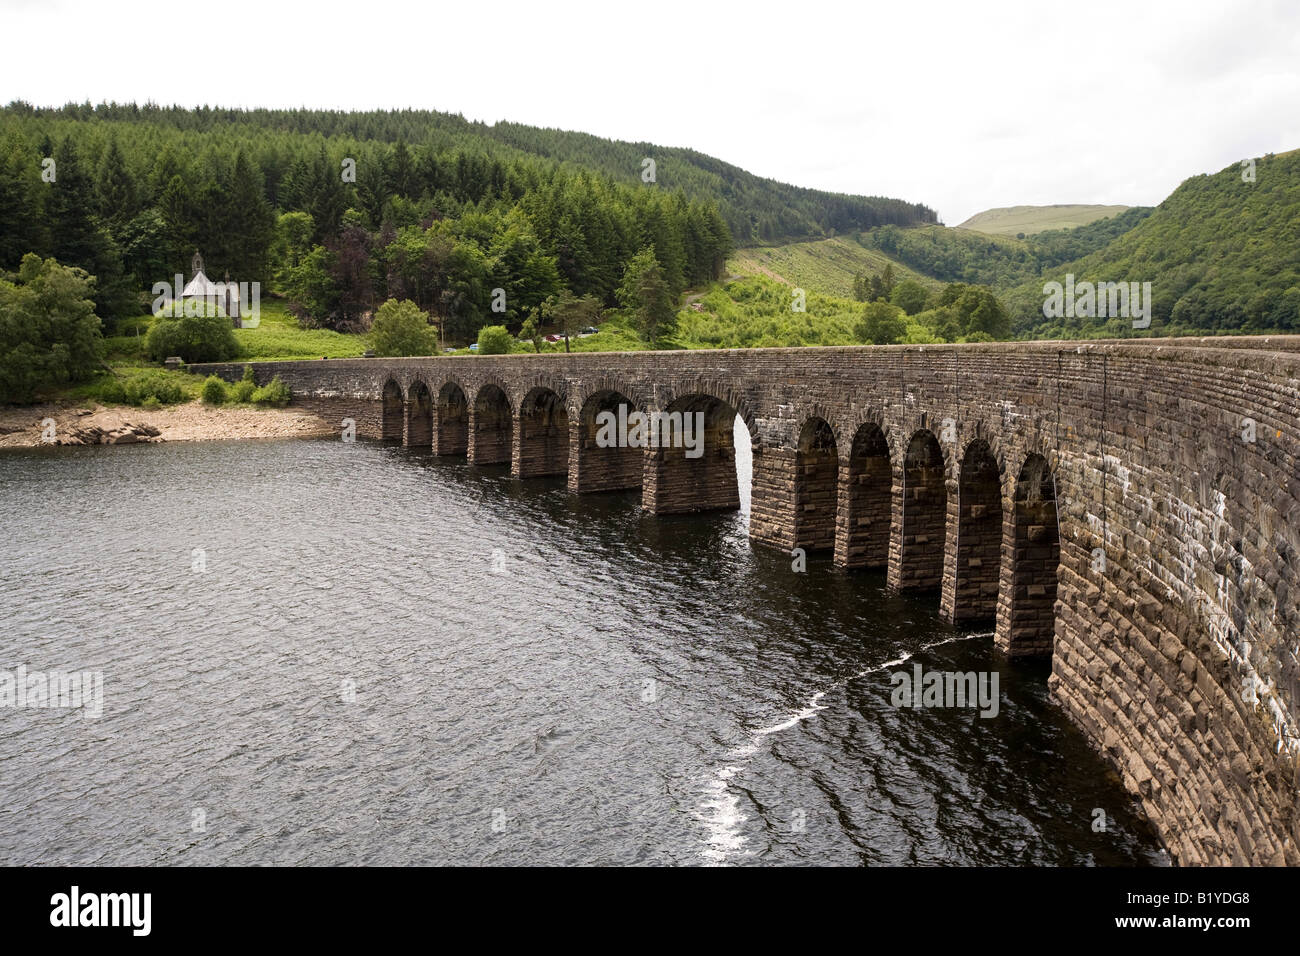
left=570, top=390, right=642, bottom=493
left=434, top=383, right=468, bottom=456
left=469, top=384, right=512, bottom=466
left=794, top=417, right=838, bottom=553
left=515, top=387, right=569, bottom=478
left=835, top=422, right=891, bottom=569
left=381, top=379, right=404, bottom=443
left=405, top=381, right=433, bottom=447
left=996, top=454, right=1059, bottom=658
left=890, top=429, right=947, bottom=592
left=946, top=439, right=1002, bottom=624
left=642, top=393, right=744, bottom=515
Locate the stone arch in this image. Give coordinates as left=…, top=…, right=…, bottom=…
left=404, top=380, right=433, bottom=448
left=468, top=382, right=513, bottom=465
left=518, top=372, right=570, bottom=413
left=381, top=378, right=404, bottom=443
left=658, top=378, right=759, bottom=445
left=793, top=416, right=838, bottom=552
left=835, top=420, right=892, bottom=569
left=995, top=453, right=1060, bottom=657
left=514, top=386, right=569, bottom=478
left=642, top=390, right=744, bottom=515
left=571, top=386, right=645, bottom=493
left=434, top=381, right=468, bottom=456
left=942, top=438, right=1003, bottom=624
left=888, top=429, right=948, bottom=593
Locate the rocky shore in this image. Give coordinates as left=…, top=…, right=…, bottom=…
left=0, top=401, right=336, bottom=448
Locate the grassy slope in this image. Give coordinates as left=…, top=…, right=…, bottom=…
left=726, top=237, right=941, bottom=299
left=100, top=299, right=367, bottom=365
left=957, top=204, right=1132, bottom=236
left=233, top=300, right=367, bottom=360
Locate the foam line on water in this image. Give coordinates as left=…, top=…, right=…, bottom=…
left=695, top=630, right=992, bottom=863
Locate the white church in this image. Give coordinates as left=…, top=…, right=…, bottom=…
left=181, top=252, right=245, bottom=327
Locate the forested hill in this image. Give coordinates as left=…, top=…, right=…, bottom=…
left=484, top=122, right=938, bottom=241
left=1, top=102, right=937, bottom=244
left=1002, top=150, right=1300, bottom=337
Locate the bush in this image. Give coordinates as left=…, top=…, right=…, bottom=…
left=370, top=299, right=436, bottom=356
left=200, top=375, right=227, bottom=405
left=250, top=375, right=290, bottom=407
left=476, top=324, right=513, bottom=355
left=94, top=369, right=189, bottom=407
left=145, top=306, right=239, bottom=364
left=229, top=365, right=256, bottom=402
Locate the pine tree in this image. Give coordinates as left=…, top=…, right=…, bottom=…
left=224, top=150, right=275, bottom=280
left=0, top=135, right=41, bottom=267
left=96, top=139, right=137, bottom=233
left=617, top=246, right=676, bottom=344
left=45, top=138, right=101, bottom=267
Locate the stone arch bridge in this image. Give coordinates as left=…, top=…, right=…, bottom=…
left=192, top=337, right=1300, bottom=866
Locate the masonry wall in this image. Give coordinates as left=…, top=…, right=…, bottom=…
left=191, top=336, right=1300, bottom=865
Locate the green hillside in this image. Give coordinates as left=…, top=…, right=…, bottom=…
left=726, top=237, right=941, bottom=299
left=861, top=208, right=1152, bottom=288
left=1003, top=150, right=1300, bottom=336
left=957, top=204, right=1131, bottom=236
left=485, top=121, right=937, bottom=242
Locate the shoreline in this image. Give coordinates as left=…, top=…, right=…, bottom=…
left=0, top=400, right=335, bottom=448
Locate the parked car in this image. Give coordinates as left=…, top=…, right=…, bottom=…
left=579, top=326, right=599, bottom=335
left=469, top=343, right=479, bottom=351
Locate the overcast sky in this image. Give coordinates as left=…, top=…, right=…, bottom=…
left=4, top=0, right=1298, bottom=224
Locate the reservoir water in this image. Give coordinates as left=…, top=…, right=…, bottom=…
left=0, top=424, right=1165, bottom=865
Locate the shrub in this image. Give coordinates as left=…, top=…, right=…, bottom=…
left=476, top=324, right=513, bottom=355
left=229, top=365, right=256, bottom=402
left=145, top=305, right=239, bottom=364
left=369, top=299, right=436, bottom=356
left=93, top=369, right=189, bottom=407
left=250, top=375, right=290, bottom=407
left=200, top=375, right=227, bottom=405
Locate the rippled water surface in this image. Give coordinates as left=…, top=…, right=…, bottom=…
left=0, top=427, right=1165, bottom=865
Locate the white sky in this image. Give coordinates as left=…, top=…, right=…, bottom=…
left=3, top=0, right=1298, bottom=224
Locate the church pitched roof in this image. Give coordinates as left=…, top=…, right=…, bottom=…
left=181, top=270, right=219, bottom=298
